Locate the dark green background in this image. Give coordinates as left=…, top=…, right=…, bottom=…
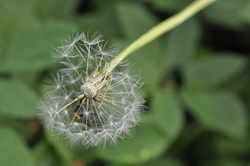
left=0, top=0, right=250, bottom=166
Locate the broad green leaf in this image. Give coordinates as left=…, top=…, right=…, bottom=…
left=115, top=2, right=162, bottom=94
left=203, top=159, right=245, bottom=166
left=45, top=130, right=73, bottom=164
left=151, top=90, right=183, bottom=141
left=239, top=0, right=250, bottom=24
left=116, top=2, right=157, bottom=40
left=181, top=89, right=247, bottom=138
left=203, top=0, right=246, bottom=29
left=0, top=117, right=30, bottom=140
left=0, top=38, right=4, bottom=56
left=164, top=18, right=201, bottom=71
left=115, top=1, right=157, bottom=40
left=183, top=54, right=246, bottom=87
left=0, top=80, right=38, bottom=117
left=76, top=7, right=120, bottom=38
left=0, top=21, right=78, bottom=73
left=0, top=0, right=34, bottom=39
left=153, top=0, right=192, bottom=12
left=113, top=39, right=161, bottom=95
left=98, top=120, right=169, bottom=165
left=146, top=157, right=185, bottom=166
left=115, top=1, right=160, bottom=60
left=16, top=72, right=39, bottom=88
left=34, top=141, right=61, bottom=166
left=213, top=136, right=250, bottom=156
left=0, top=127, right=35, bottom=166
left=127, top=49, right=162, bottom=94
left=31, top=0, right=80, bottom=19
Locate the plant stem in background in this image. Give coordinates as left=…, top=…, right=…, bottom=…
left=107, top=0, right=217, bottom=73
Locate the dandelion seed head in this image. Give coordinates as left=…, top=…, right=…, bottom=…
left=38, top=32, right=144, bottom=148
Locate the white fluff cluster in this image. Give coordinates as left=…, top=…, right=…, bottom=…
left=38, top=33, right=144, bottom=147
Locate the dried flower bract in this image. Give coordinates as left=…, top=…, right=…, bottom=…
left=38, top=33, right=144, bottom=147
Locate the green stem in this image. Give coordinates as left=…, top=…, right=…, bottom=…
left=107, top=0, right=216, bottom=73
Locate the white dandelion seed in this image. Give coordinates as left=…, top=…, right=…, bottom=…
left=38, top=33, right=144, bottom=148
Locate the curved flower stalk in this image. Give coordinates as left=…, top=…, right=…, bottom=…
left=38, top=33, right=144, bottom=147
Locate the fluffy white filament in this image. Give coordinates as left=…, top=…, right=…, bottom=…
left=38, top=33, right=144, bottom=147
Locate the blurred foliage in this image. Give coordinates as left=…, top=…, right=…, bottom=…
left=0, top=0, right=250, bottom=166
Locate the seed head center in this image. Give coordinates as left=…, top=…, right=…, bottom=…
left=81, top=82, right=97, bottom=98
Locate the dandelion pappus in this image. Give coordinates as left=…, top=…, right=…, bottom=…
left=37, top=32, right=144, bottom=147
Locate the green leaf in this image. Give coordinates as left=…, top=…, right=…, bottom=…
left=0, top=80, right=38, bottom=118
left=45, top=130, right=73, bottom=164
left=0, top=38, right=4, bottom=57
left=113, top=38, right=161, bottom=95
left=181, top=89, right=247, bottom=138
left=77, top=6, right=120, bottom=38
left=153, top=0, right=193, bottom=12
left=146, top=157, right=185, bottom=166
left=183, top=54, right=246, bottom=87
left=0, top=127, right=35, bottom=166
left=115, top=1, right=160, bottom=60
left=115, top=1, right=157, bottom=40
left=98, top=120, right=168, bottom=165
left=0, top=21, right=78, bottom=73
left=127, top=49, right=163, bottom=94
left=0, top=0, right=34, bottom=38
left=239, top=0, right=250, bottom=24
left=34, top=141, right=60, bottom=166
left=31, top=0, right=80, bottom=19
left=213, top=136, right=250, bottom=156
left=203, top=159, right=245, bottom=166
left=203, top=0, right=246, bottom=29
left=164, top=18, right=201, bottom=71
left=151, top=90, right=183, bottom=141
left=115, top=1, right=162, bottom=94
